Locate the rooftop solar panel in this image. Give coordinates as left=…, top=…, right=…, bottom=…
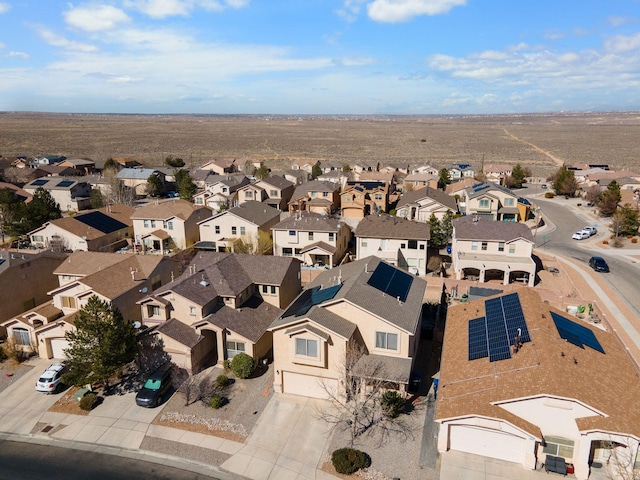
left=283, top=283, right=343, bottom=317
left=31, top=179, right=48, bottom=186
left=468, top=317, right=489, bottom=360
left=366, top=262, right=414, bottom=303
left=551, top=312, right=604, bottom=353
left=75, top=211, right=128, bottom=234
left=56, top=180, right=74, bottom=188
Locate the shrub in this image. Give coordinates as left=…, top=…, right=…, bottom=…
left=544, top=192, right=556, bottom=199
left=380, top=390, right=406, bottom=418
left=0, top=345, right=8, bottom=362
left=388, top=209, right=396, bottom=216
left=209, top=394, right=227, bottom=409
left=632, top=238, right=638, bottom=244
left=603, top=240, right=609, bottom=245
left=3, top=337, right=24, bottom=363
left=230, top=353, right=254, bottom=379
left=216, top=374, right=230, bottom=389
left=80, top=392, right=98, bottom=411
left=331, top=448, right=371, bottom=475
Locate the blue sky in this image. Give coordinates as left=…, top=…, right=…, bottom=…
left=1, top=0, right=640, bottom=114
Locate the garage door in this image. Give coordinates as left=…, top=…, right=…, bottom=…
left=283, top=371, right=337, bottom=399
left=449, top=425, right=526, bottom=464
left=50, top=338, right=70, bottom=359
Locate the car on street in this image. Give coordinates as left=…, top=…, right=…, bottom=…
left=589, top=256, right=610, bottom=273
left=135, top=363, right=173, bottom=408
left=35, top=363, right=67, bottom=393
left=572, top=231, right=590, bottom=240
left=583, top=226, right=597, bottom=236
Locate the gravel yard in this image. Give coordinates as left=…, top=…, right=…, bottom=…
left=0, top=360, right=33, bottom=394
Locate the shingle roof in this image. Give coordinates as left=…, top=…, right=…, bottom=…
left=156, top=318, right=202, bottom=348
left=258, top=176, right=294, bottom=190
left=30, top=208, right=130, bottom=240
left=225, top=201, right=281, bottom=225
left=396, top=186, right=458, bottom=211
left=54, top=251, right=126, bottom=277
left=131, top=199, right=208, bottom=221
left=290, top=181, right=339, bottom=202
left=115, top=168, right=162, bottom=180
left=355, top=214, right=430, bottom=240
left=272, top=211, right=344, bottom=232
left=465, top=181, right=516, bottom=200
left=453, top=216, right=534, bottom=242
left=201, top=296, right=282, bottom=342
left=436, top=288, right=640, bottom=439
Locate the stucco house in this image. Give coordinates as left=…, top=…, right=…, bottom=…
left=452, top=216, right=535, bottom=286
left=28, top=204, right=134, bottom=252
left=115, top=168, right=166, bottom=196
left=193, top=174, right=249, bottom=211
left=482, top=163, right=513, bottom=183
left=449, top=163, right=475, bottom=180
left=460, top=181, right=522, bottom=221
left=436, top=288, right=640, bottom=480
left=197, top=201, right=281, bottom=252
left=271, top=212, right=351, bottom=268
left=402, top=173, right=439, bottom=192
left=340, top=181, right=390, bottom=218
left=236, top=176, right=295, bottom=211
left=200, top=158, right=239, bottom=175
left=23, top=176, right=92, bottom=212
left=288, top=181, right=340, bottom=215
left=268, top=256, right=427, bottom=399
left=355, top=214, right=430, bottom=276
left=396, top=186, right=458, bottom=222
left=132, top=199, right=212, bottom=254
left=137, top=251, right=301, bottom=373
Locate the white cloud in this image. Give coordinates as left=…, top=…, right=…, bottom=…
left=0, top=3, right=11, bottom=14
left=124, top=0, right=248, bottom=19
left=337, top=0, right=367, bottom=22
left=604, top=32, right=640, bottom=53
left=7, top=51, right=29, bottom=59
left=35, top=26, right=98, bottom=52
left=64, top=4, right=131, bottom=32
left=608, top=16, right=630, bottom=27
left=335, top=57, right=376, bottom=66
left=367, top=0, right=466, bottom=23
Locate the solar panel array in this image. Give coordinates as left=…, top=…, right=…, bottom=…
left=467, top=293, right=531, bottom=362
left=551, top=312, right=605, bottom=354
left=283, top=283, right=343, bottom=317
left=76, top=211, right=128, bottom=234
left=31, top=179, right=48, bottom=187
left=366, top=261, right=414, bottom=303
left=56, top=180, right=75, bottom=188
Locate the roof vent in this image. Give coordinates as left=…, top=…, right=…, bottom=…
left=200, top=280, right=210, bottom=287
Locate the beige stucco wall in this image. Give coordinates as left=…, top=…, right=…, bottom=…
left=37, top=322, right=75, bottom=359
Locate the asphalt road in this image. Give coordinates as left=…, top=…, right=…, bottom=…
left=0, top=439, right=219, bottom=480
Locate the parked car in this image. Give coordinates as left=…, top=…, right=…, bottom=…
left=589, top=256, right=609, bottom=273
left=572, top=231, right=590, bottom=240
left=541, top=184, right=548, bottom=189
left=583, top=226, right=597, bottom=236
left=135, top=363, right=173, bottom=408
left=35, top=363, right=67, bottom=393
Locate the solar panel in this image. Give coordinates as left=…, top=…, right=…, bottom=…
left=56, top=180, right=74, bottom=188
left=367, top=262, right=414, bottom=303
left=551, top=312, right=604, bottom=353
left=501, top=293, right=531, bottom=343
left=485, top=299, right=512, bottom=362
left=31, top=179, right=48, bottom=186
left=75, top=211, right=128, bottom=234
left=284, top=283, right=343, bottom=317
left=468, top=317, right=489, bottom=360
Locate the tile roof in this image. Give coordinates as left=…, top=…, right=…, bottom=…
left=355, top=214, right=430, bottom=240
left=156, top=318, right=203, bottom=348
left=436, top=288, right=640, bottom=439
left=201, top=296, right=282, bottom=342
left=396, top=186, right=458, bottom=211
left=272, top=211, right=345, bottom=232
left=131, top=199, right=209, bottom=221
left=453, top=216, right=534, bottom=242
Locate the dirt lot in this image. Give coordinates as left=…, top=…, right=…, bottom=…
left=0, top=360, right=33, bottom=394
left=2, top=111, right=640, bottom=177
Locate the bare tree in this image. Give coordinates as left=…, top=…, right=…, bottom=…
left=598, top=436, right=640, bottom=480
left=230, top=231, right=273, bottom=255
left=317, top=341, right=417, bottom=447
left=103, top=169, right=136, bottom=206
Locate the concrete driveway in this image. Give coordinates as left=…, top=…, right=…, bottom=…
left=222, top=394, right=336, bottom=480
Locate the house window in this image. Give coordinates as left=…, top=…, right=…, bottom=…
left=240, top=227, right=246, bottom=236
left=294, top=248, right=302, bottom=256
left=479, top=199, right=490, bottom=209
left=374, top=194, right=383, bottom=201
left=481, top=242, right=488, bottom=251
left=542, top=436, right=575, bottom=458
left=151, top=220, right=156, bottom=228
left=231, top=226, right=237, bottom=235
left=270, top=286, right=276, bottom=294
left=189, top=306, right=196, bottom=315
left=295, top=338, right=318, bottom=357
left=419, top=243, right=425, bottom=250
left=32, top=235, right=44, bottom=242
left=408, top=240, right=418, bottom=249
left=471, top=241, right=478, bottom=251
left=262, top=285, right=268, bottom=294
left=167, top=221, right=173, bottom=231
left=270, top=190, right=277, bottom=197
left=195, top=197, right=203, bottom=205
left=498, top=242, right=505, bottom=252
left=505, top=198, right=515, bottom=206
left=148, top=305, right=160, bottom=317
left=215, top=225, right=220, bottom=234
left=282, top=247, right=293, bottom=256
left=322, top=192, right=329, bottom=197
left=361, top=239, right=367, bottom=248
left=509, top=244, right=516, bottom=254
left=308, top=232, right=314, bottom=241
left=12, top=328, right=30, bottom=346
left=375, top=332, right=398, bottom=350
left=245, top=191, right=253, bottom=198
left=400, top=243, right=406, bottom=249
left=227, top=341, right=245, bottom=359
left=289, top=230, right=296, bottom=236
left=311, top=192, right=317, bottom=197
left=144, top=220, right=149, bottom=228
left=222, top=187, right=228, bottom=193
left=328, top=233, right=335, bottom=241
left=61, top=296, right=76, bottom=309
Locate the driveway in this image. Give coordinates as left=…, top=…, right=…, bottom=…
left=221, top=394, right=335, bottom=480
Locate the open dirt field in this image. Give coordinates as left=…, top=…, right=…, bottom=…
left=1, top=111, right=640, bottom=176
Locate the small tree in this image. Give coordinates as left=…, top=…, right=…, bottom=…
left=507, top=163, right=527, bottom=188
left=585, top=185, right=602, bottom=206
left=4, top=187, right=62, bottom=236
left=440, top=210, right=454, bottom=246
left=63, top=296, right=139, bottom=388
left=342, top=164, right=351, bottom=172
left=428, top=214, right=443, bottom=247
left=599, top=180, right=622, bottom=217
left=90, top=189, right=105, bottom=209
left=437, top=168, right=451, bottom=190
left=230, top=231, right=273, bottom=255
left=230, top=352, right=254, bottom=379
left=103, top=158, right=120, bottom=172
left=255, top=165, right=269, bottom=180
left=311, top=164, right=322, bottom=180
left=611, top=205, right=640, bottom=237
left=551, top=165, right=578, bottom=197
left=146, top=174, right=164, bottom=197
left=164, top=156, right=185, bottom=168
left=175, top=169, right=196, bottom=201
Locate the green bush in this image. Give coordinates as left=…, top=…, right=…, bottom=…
left=230, top=353, right=254, bottom=379
left=216, top=374, right=230, bottom=389
left=544, top=192, right=556, bottom=199
left=79, top=392, right=98, bottom=411
left=331, top=448, right=371, bottom=474
left=380, top=390, right=406, bottom=418
left=209, top=394, right=227, bottom=409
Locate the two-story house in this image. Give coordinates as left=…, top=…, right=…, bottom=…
left=402, top=173, right=439, bottom=192
left=193, top=174, right=250, bottom=211
left=449, top=163, right=475, bottom=180
left=137, top=251, right=301, bottom=373
left=460, top=181, right=522, bottom=221
left=396, top=186, right=458, bottom=222
left=200, top=158, right=239, bottom=175
left=451, top=216, right=535, bottom=286
left=340, top=181, right=390, bottom=218
left=268, top=256, right=427, bottom=399
left=132, top=199, right=212, bottom=253
left=482, top=163, right=513, bottom=184
left=197, top=201, right=281, bottom=252
left=115, top=168, right=166, bottom=196
left=23, top=176, right=92, bottom=212
left=236, top=176, right=295, bottom=211
left=355, top=214, right=430, bottom=276
left=288, top=181, right=340, bottom=215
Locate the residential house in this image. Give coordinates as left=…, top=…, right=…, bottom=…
left=271, top=212, right=351, bottom=268
left=396, top=186, right=458, bottom=222
left=436, top=288, right=640, bottom=480
left=319, top=161, right=344, bottom=174
left=288, top=181, right=340, bottom=215
left=112, top=157, right=141, bottom=169
left=197, top=201, right=281, bottom=252
left=290, top=159, right=320, bottom=174
left=379, top=162, right=410, bottom=174
left=35, top=165, right=81, bottom=177
left=402, top=173, right=439, bottom=192
left=317, top=170, right=349, bottom=189
left=200, top=158, right=239, bottom=175
left=2, top=252, right=178, bottom=359
left=137, top=251, right=301, bottom=372
left=31, top=155, right=66, bottom=168
left=28, top=204, right=134, bottom=252
left=193, top=174, right=249, bottom=211
left=355, top=214, right=430, bottom=276
left=115, top=168, right=166, bottom=196
left=23, top=176, right=92, bottom=212
left=0, top=181, right=32, bottom=203
left=58, top=158, right=96, bottom=175
left=409, top=164, right=439, bottom=176
left=445, top=177, right=476, bottom=198
left=449, top=163, right=475, bottom=180
left=237, top=176, right=294, bottom=211
left=482, top=163, right=513, bottom=184
left=268, top=256, right=427, bottom=399
left=351, top=161, right=379, bottom=173
left=270, top=169, right=309, bottom=185
left=190, top=169, right=219, bottom=188
left=132, top=199, right=212, bottom=253
left=340, top=181, right=390, bottom=218
left=460, top=181, right=522, bottom=221
left=451, top=216, right=535, bottom=286
left=351, top=171, right=395, bottom=190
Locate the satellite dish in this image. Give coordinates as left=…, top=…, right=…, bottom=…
left=132, top=321, right=142, bottom=329
left=139, top=287, right=148, bottom=293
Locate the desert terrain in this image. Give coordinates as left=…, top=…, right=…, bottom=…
left=1, top=111, right=639, bottom=176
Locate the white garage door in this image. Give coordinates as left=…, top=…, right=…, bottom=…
left=449, top=425, right=526, bottom=464
left=50, top=338, right=70, bottom=359
left=283, top=371, right=337, bottom=399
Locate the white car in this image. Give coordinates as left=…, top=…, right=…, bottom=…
left=572, top=231, right=590, bottom=240
left=583, top=226, right=597, bottom=236
left=35, top=363, right=67, bottom=393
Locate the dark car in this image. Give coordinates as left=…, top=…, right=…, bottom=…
left=135, top=363, right=173, bottom=407
left=589, top=256, right=609, bottom=273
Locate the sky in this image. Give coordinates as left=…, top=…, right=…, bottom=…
left=1, top=0, right=640, bottom=115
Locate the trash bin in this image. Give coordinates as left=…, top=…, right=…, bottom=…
left=446, top=244, right=452, bottom=255
left=409, top=372, right=421, bottom=393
